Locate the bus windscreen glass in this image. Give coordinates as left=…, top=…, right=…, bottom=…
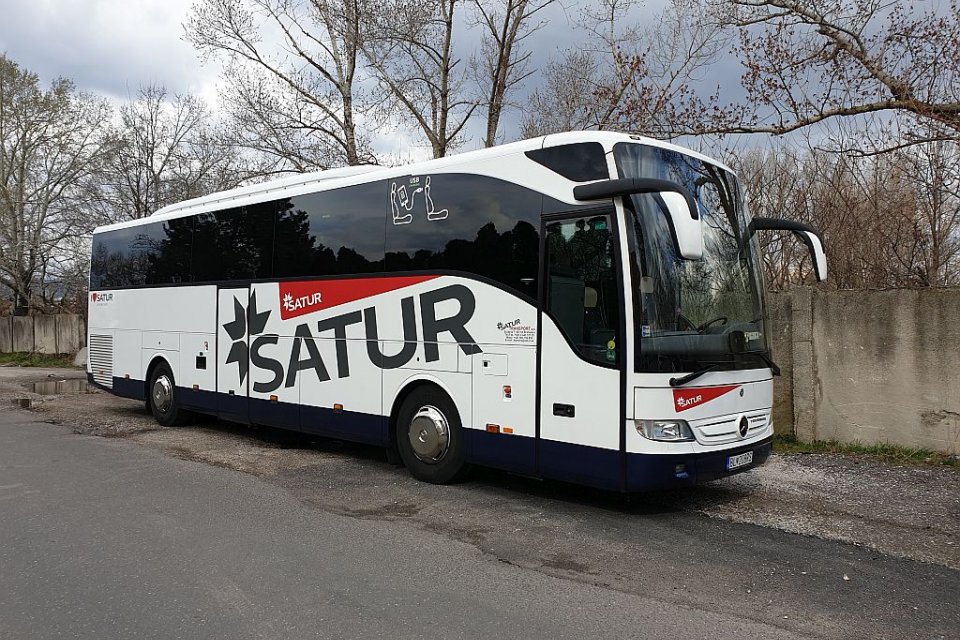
left=613, top=142, right=770, bottom=374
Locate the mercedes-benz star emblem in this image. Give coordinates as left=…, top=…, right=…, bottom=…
left=738, top=416, right=749, bottom=438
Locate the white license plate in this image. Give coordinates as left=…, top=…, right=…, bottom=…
left=726, top=451, right=754, bottom=470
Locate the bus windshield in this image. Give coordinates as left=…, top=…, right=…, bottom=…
left=613, top=143, right=769, bottom=374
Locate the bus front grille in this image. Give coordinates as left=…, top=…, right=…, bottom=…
left=691, top=410, right=770, bottom=445
left=88, top=334, right=113, bottom=388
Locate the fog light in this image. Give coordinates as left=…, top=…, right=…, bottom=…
left=635, top=419, right=695, bottom=442
left=674, top=464, right=686, bottom=474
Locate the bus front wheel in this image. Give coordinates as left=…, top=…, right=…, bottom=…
left=396, top=386, right=468, bottom=484
left=148, top=361, right=191, bottom=427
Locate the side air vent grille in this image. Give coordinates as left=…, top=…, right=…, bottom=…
left=88, top=334, right=113, bottom=388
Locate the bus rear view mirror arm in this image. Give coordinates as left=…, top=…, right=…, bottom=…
left=573, top=178, right=704, bottom=260
left=749, top=217, right=828, bottom=282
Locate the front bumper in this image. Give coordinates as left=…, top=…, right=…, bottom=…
left=625, top=436, right=772, bottom=491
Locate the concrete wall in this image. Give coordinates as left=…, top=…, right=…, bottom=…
left=56, top=315, right=82, bottom=354
left=34, top=315, right=57, bottom=354
left=0, top=314, right=85, bottom=354
left=770, top=288, right=960, bottom=455
left=0, top=318, right=11, bottom=353
left=12, top=317, right=34, bottom=352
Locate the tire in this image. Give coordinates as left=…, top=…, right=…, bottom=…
left=148, top=361, right=191, bottom=427
left=395, top=385, right=468, bottom=484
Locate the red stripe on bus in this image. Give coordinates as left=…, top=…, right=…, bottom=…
left=278, top=275, right=440, bottom=320
left=673, top=385, right=740, bottom=412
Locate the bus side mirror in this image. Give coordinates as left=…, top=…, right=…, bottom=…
left=573, top=178, right=703, bottom=260
left=749, top=217, right=828, bottom=282
left=659, top=191, right=703, bottom=260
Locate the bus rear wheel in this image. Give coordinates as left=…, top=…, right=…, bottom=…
left=396, top=386, right=468, bottom=484
left=148, top=361, right=191, bottom=427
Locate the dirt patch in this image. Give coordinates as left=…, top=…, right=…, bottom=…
left=693, top=454, right=960, bottom=569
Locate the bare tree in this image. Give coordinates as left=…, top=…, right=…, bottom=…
left=363, top=0, right=477, bottom=158
left=523, top=0, right=730, bottom=139
left=521, top=50, right=603, bottom=137
left=94, top=84, right=253, bottom=223
left=0, top=55, right=112, bottom=315
left=471, top=0, right=554, bottom=147
left=894, top=136, right=960, bottom=286
left=732, top=138, right=960, bottom=290
left=186, top=0, right=375, bottom=168
left=703, top=0, right=960, bottom=144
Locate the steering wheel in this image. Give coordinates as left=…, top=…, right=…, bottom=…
left=696, top=316, right=729, bottom=332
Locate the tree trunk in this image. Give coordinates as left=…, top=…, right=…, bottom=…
left=13, top=289, right=29, bottom=316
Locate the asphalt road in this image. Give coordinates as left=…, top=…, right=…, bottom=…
left=0, top=408, right=956, bottom=639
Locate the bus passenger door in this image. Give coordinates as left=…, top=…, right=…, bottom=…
left=217, top=287, right=250, bottom=422
left=537, top=211, right=625, bottom=490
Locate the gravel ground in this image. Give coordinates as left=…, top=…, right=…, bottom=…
left=4, top=366, right=958, bottom=574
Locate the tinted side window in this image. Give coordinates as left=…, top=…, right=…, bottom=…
left=384, top=174, right=540, bottom=296
left=526, top=143, right=609, bottom=182
left=90, top=218, right=193, bottom=288
left=544, top=214, right=621, bottom=365
left=274, top=181, right=386, bottom=278
left=147, top=218, right=193, bottom=285
left=192, top=203, right=275, bottom=282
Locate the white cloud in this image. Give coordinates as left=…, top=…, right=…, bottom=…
left=0, top=0, right=220, bottom=100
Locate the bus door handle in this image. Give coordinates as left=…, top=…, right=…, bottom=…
left=553, top=403, right=575, bottom=418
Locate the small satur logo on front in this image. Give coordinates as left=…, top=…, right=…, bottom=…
left=283, top=292, right=322, bottom=314
left=676, top=394, right=702, bottom=409
left=497, top=318, right=521, bottom=330
left=90, top=292, right=113, bottom=303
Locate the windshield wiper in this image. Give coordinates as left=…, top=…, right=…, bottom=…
left=746, top=350, right=781, bottom=376
left=669, top=364, right=718, bottom=387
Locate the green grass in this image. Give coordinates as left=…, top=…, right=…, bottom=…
left=0, top=352, right=77, bottom=368
left=773, top=434, right=959, bottom=469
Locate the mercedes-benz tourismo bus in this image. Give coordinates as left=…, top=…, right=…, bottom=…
left=87, top=131, right=826, bottom=491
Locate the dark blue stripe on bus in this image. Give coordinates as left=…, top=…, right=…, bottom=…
left=624, top=436, right=773, bottom=491
left=112, top=376, right=145, bottom=401
left=300, top=404, right=385, bottom=446
left=217, top=392, right=248, bottom=424
left=250, top=396, right=299, bottom=430
left=178, top=388, right=218, bottom=412
left=537, top=439, right=622, bottom=491
left=465, top=430, right=536, bottom=475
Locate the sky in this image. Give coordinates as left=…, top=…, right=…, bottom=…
left=0, top=0, right=738, bottom=160
left=0, top=0, right=222, bottom=103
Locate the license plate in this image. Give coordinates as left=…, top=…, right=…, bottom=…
left=726, top=451, right=754, bottom=470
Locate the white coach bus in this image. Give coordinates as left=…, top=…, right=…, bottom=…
left=87, top=131, right=826, bottom=491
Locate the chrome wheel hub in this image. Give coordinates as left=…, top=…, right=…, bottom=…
left=408, top=405, right=450, bottom=464
left=152, top=375, right=173, bottom=414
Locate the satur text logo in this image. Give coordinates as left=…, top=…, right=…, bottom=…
left=223, top=284, right=482, bottom=393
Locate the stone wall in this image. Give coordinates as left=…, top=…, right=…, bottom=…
left=0, top=314, right=85, bottom=355
left=769, top=288, right=960, bottom=455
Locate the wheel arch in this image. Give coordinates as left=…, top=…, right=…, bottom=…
left=144, top=353, right=175, bottom=399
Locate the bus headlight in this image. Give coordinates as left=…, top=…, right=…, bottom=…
left=636, top=419, right=695, bottom=442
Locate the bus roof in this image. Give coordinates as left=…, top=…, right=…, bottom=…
left=95, top=131, right=732, bottom=234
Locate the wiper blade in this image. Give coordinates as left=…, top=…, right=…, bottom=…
left=669, top=364, right=718, bottom=387
left=745, top=350, right=780, bottom=376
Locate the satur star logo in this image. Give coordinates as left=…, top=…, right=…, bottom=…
left=222, top=292, right=271, bottom=385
